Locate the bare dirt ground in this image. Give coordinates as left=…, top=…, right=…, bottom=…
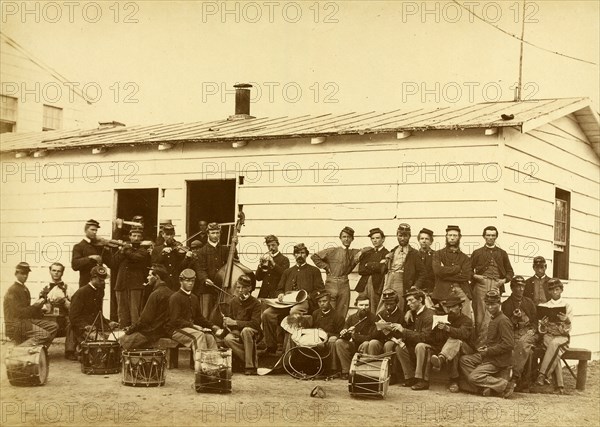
left=1, top=338, right=598, bottom=427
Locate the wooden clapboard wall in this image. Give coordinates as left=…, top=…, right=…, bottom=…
left=501, top=116, right=600, bottom=353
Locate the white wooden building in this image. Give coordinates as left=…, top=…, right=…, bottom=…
left=1, top=95, right=598, bottom=354
left=0, top=33, right=95, bottom=133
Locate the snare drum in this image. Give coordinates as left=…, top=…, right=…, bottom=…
left=194, top=348, right=232, bottom=393
left=348, top=353, right=390, bottom=399
left=122, top=349, right=166, bottom=387
left=5, top=345, right=48, bottom=386
left=80, top=341, right=121, bottom=375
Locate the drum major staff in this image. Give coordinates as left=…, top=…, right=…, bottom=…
left=3, top=262, right=58, bottom=348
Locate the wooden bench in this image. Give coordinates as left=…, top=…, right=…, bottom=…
left=532, top=347, right=591, bottom=391
left=154, top=338, right=194, bottom=369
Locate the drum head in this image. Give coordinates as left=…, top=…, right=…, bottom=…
left=38, top=348, right=48, bottom=385
left=282, top=347, right=322, bottom=380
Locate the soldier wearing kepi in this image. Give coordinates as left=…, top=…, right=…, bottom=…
left=355, top=228, right=389, bottom=313
left=501, top=275, right=537, bottom=392
left=69, top=266, right=119, bottom=345
left=459, top=290, right=515, bottom=398
left=4, top=262, right=58, bottom=348
left=312, top=226, right=363, bottom=320
left=524, top=256, right=551, bottom=305
left=222, top=275, right=262, bottom=375
left=167, top=269, right=220, bottom=353
left=71, top=219, right=112, bottom=288
left=377, top=223, right=424, bottom=314
left=256, top=235, right=290, bottom=299
left=311, top=289, right=345, bottom=377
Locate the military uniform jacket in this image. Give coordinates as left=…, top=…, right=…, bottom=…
left=342, top=311, right=377, bottom=345
left=114, top=245, right=151, bottom=291
left=311, top=306, right=345, bottom=337
left=482, top=311, right=514, bottom=367
left=71, top=239, right=112, bottom=288
left=470, top=246, right=514, bottom=294
left=256, top=253, right=290, bottom=298
left=372, top=306, right=404, bottom=342
left=417, top=248, right=435, bottom=293
left=431, top=246, right=473, bottom=301
left=4, top=282, right=43, bottom=322
left=151, top=242, right=186, bottom=291
left=195, top=243, right=237, bottom=295
left=228, top=295, right=261, bottom=331
left=167, top=289, right=213, bottom=335
left=501, top=295, right=537, bottom=331
left=401, top=306, right=434, bottom=346
left=524, top=275, right=551, bottom=304
left=69, top=284, right=111, bottom=335
left=355, top=247, right=389, bottom=293
left=127, top=280, right=173, bottom=339
left=384, top=245, right=424, bottom=289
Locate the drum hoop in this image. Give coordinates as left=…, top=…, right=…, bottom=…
left=282, top=346, right=323, bottom=380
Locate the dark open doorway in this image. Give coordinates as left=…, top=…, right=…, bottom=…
left=187, top=180, right=236, bottom=245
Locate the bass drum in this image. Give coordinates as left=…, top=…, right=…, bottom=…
left=348, top=353, right=390, bottom=399
left=5, top=345, right=48, bottom=386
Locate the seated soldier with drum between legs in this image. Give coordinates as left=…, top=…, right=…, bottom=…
left=4, top=262, right=58, bottom=349
left=69, top=266, right=118, bottom=346
left=336, top=295, right=377, bottom=380
left=222, top=275, right=262, bottom=376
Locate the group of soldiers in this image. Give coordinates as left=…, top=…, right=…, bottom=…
left=3, top=218, right=573, bottom=395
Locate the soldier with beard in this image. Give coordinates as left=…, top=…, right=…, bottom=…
left=431, top=225, right=472, bottom=319
left=428, top=296, right=475, bottom=393
left=336, top=295, right=377, bottom=380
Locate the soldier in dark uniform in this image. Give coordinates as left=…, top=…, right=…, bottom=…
left=151, top=224, right=186, bottom=292
left=524, top=256, right=551, bottom=305
left=114, top=227, right=151, bottom=327
left=197, top=220, right=209, bottom=247
left=119, top=265, right=173, bottom=350
left=4, top=262, right=58, bottom=348
left=355, top=227, right=389, bottom=313
left=416, top=228, right=435, bottom=294
left=256, top=235, right=290, bottom=299
left=71, top=219, right=112, bottom=288
left=196, top=222, right=237, bottom=317
left=69, top=266, right=118, bottom=345
left=311, top=290, right=345, bottom=376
